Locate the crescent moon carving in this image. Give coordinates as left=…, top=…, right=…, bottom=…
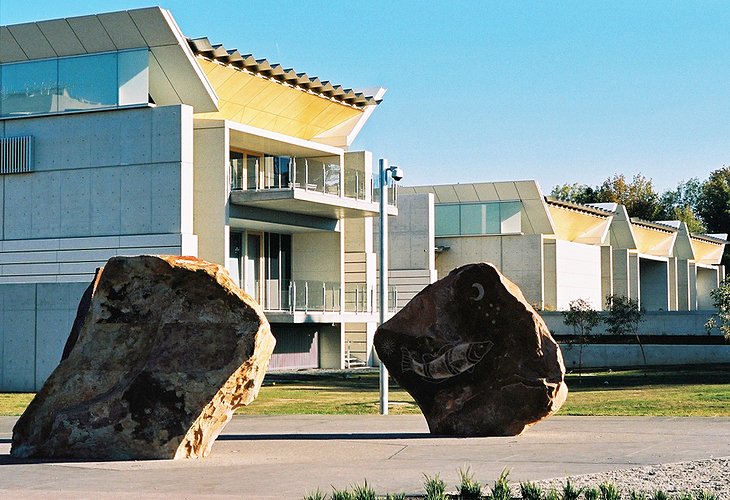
left=470, top=283, right=485, bottom=301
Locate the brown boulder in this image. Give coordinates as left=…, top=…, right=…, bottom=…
left=11, top=255, right=275, bottom=460
left=374, top=262, right=567, bottom=436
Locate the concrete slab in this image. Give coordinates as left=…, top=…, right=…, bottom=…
left=1, top=415, right=728, bottom=499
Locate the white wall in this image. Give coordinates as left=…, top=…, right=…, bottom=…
left=554, top=240, right=602, bottom=310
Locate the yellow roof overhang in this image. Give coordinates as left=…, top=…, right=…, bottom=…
left=631, top=223, right=677, bottom=257
left=690, top=237, right=726, bottom=265
left=194, top=58, right=367, bottom=144
left=547, top=204, right=612, bottom=244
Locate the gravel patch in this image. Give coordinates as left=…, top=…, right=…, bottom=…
left=528, top=457, right=729, bottom=497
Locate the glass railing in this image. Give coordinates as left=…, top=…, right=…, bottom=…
left=262, top=279, right=399, bottom=314
left=344, top=168, right=369, bottom=201
left=262, top=280, right=341, bottom=312
left=230, top=155, right=378, bottom=203
left=372, top=183, right=398, bottom=207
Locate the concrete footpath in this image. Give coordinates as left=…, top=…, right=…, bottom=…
left=1, top=415, right=729, bottom=499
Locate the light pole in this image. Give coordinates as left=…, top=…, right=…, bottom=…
left=378, top=158, right=403, bottom=415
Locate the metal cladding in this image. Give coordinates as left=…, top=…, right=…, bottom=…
left=187, top=36, right=380, bottom=109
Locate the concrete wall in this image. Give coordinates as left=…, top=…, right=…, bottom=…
left=435, top=233, right=545, bottom=307
left=0, top=282, right=88, bottom=391
left=554, top=240, right=602, bottom=310
left=0, top=105, right=197, bottom=281
left=193, top=121, right=228, bottom=266
left=676, top=259, right=692, bottom=311
left=385, top=193, right=434, bottom=271
left=542, top=310, right=730, bottom=368
left=292, top=232, right=341, bottom=283
left=542, top=310, right=716, bottom=336
left=561, top=344, right=730, bottom=369
left=319, top=323, right=344, bottom=369
left=696, top=267, right=719, bottom=310
left=639, top=258, right=669, bottom=311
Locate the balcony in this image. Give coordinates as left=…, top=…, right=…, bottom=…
left=229, top=155, right=397, bottom=220
left=261, top=279, right=398, bottom=323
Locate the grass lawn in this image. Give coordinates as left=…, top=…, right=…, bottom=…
left=1, top=365, right=729, bottom=417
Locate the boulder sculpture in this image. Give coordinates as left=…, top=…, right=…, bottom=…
left=12, top=255, right=275, bottom=460
left=374, top=262, right=567, bottom=436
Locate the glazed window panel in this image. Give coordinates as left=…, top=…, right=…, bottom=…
left=435, top=204, right=460, bottom=236
left=58, top=53, right=117, bottom=112
left=459, top=203, right=483, bottom=235
left=0, top=59, right=58, bottom=117
left=118, top=49, right=149, bottom=106
left=500, top=201, right=522, bottom=233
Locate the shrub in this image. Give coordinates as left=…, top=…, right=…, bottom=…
left=628, top=491, right=647, bottom=500
left=562, top=479, right=583, bottom=500
left=694, top=491, right=718, bottom=500
left=520, top=481, right=545, bottom=500
left=456, top=466, right=482, bottom=499
left=605, top=295, right=646, bottom=374
left=563, top=299, right=602, bottom=381
left=705, top=277, right=730, bottom=339
left=303, top=489, right=326, bottom=500
left=330, top=487, right=353, bottom=500
left=585, top=487, right=600, bottom=500
left=351, top=480, right=376, bottom=500
left=545, top=488, right=560, bottom=500
left=599, top=482, right=621, bottom=500
left=423, top=473, right=447, bottom=500
left=649, top=491, right=668, bottom=500
left=490, top=468, right=512, bottom=500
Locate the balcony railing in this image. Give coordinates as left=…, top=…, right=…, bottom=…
left=261, top=280, right=340, bottom=313
left=230, top=155, right=377, bottom=203
left=343, top=283, right=398, bottom=313
left=261, top=279, right=398, bottom=314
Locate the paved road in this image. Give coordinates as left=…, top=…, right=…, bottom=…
left=1, top=415, right=729, bottom=499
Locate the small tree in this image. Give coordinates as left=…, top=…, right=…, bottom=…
left=705, top=278, right=730, bottom=340
left=562, top=299, right=601, bottom=381
left=605, top=295, right=646, bottom=374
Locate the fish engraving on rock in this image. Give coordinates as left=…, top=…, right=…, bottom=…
left=401, top=341, right=494, bottom=381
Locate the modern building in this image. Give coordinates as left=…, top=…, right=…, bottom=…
left=0, top=7, right=392, bottom=390
left=394, top=181, right=726, bottom=312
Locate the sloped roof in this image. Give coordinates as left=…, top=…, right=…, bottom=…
left=0, top=7, right=218, bottom=113
left=187, top=37, right=380, bottom=109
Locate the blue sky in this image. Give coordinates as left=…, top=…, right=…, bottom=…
left=2, top=1, right=729, bottom=192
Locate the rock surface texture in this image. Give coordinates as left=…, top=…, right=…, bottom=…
left=374, top=262, right=567, bottom=436
left=12, top=255, right=275, bottom=460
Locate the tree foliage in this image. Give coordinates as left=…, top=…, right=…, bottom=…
left=605, top=295, right=647, bottom=374
left=552, top=170, right=727, bottom=240
left=697, top=166, right=730, bottom=235
left=596, top=173, right=662, bottom=221
left=705, top=278, right=730, bottom=340
left=562, top=299, right=601, bottom=379
left=658, top=178, right=706, bottom=232
left=550, top=183, right=598, bottom=205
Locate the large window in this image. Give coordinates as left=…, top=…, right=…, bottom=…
left=0, top=49, right=148, bottom=118
left=435, top=201, right=523, bottom=236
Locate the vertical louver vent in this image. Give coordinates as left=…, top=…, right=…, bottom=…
left=0, top=136, right=33, bottom=174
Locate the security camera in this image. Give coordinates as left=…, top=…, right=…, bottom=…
left=389, top=166, right=404, bottom=181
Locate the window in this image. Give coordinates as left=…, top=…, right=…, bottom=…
left=0, top=49, right=149, bottom=119
left=435, top=202, right=523, bottom=236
